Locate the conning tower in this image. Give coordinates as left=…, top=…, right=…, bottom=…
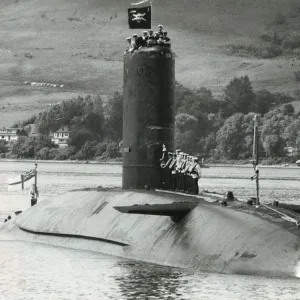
left=123, top=46, right=175, bottom=189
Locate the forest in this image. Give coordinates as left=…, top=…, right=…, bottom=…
left=1, top=75, right=300, bottom=164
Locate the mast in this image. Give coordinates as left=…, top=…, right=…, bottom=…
left=34, top=163, right=38, bottom=200
left=150, top=0, right=153, bottom=29
left=252, top=115, right=260, bottom=205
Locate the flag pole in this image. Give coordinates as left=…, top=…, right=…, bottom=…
left=34, top=163, right=38, bottom=201
left=150, top=0, right=153, bottom=29
left=21, top=175, right=24, bottom=190
left=252, top=115, right=260, bottom=206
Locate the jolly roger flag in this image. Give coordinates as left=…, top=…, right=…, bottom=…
left=128, top=6, right=151, bottom=29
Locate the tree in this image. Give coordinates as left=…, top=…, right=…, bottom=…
left=82, top=112, right=104, bottom=138
left=250, top=90, right=276, bottom=115
left=0, top=140, right=7, bottom=153
left=35, top=147, right=51, bottom=160
left=223, top=76, right=256, bottom=116
left=105, top=91, right=123, bottom=141
left=261, top=109, right=292, bottom=157
left=215, top=113, right=259, bottom=159
left=175, top=114, right=198, bottom=133
left=282, top=116, right=300, bottom=147
left=282, top=104, right=294, bottom=116
left=81, top=140, right=97, bottom=159
left=11, top=136, right=56, bottom=158
left=68, top=128, right=94, bottom=150
left=175, top=130, right=198, bottom=154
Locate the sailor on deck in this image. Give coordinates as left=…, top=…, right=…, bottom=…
left=176, top=152, right=185, bottom=191
left=190, top=157, right=201, bottom=195
left=30, top=183, right=39, bottom=207
left=169, top=153, right=177, bottom=190
left=160, top=144, right=170, bottom=190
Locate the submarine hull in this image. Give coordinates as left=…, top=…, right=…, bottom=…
left=2, top=189, right=300, bottom=278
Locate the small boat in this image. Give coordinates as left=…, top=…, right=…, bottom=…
left=296, top=160, right=300, bottom=166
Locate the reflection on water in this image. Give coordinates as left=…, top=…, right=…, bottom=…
left=116, top=261, right=187, bottom=299
left=0, top=241, right=299, bottom=300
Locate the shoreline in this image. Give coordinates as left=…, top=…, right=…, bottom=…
left=0, top=159, right=122, bottom=165
left=0, top=159, right=298, bottom=168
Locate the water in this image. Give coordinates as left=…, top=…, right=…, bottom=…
left=0, top=161, right=299, bottom=299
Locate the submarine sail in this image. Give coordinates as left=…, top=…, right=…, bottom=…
left=123, top=46, right=175, bottom=189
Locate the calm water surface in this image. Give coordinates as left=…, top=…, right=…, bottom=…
left=0, top=161, right=299, bottom=299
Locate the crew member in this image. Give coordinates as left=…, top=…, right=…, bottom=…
left=30, top=183, right=39, bottom=207
left=132, top=34, right=139, bottom=50
left=125, top=37, right=132, bottom=53
left=176, top=151, right=184, bottom=191
left=158, top=24, right=164, bottom=37
left=169, top=153, right=177, bottom=190
left=180, top=153, right=188, bottom=192
left=190, top=157, right=201, bottom=194
left=141, top=31, right=148, bottom=46
left=147, top=30, right=156, bottom=46
left=160, top=144, right=168, bottom=189
left=162, top=31, right=170, bottom=42
left=182, top=155, right=192, bottom=193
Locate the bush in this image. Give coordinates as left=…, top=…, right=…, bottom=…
left=35, top=147, right=51, bottom=160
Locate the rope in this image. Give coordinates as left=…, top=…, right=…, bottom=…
left=260, top=203, right=300, bottom=227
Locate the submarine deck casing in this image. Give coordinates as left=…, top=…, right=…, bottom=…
left=123, top=46, right=175, bottom=189
left=2, top=188, right=300, bottom=278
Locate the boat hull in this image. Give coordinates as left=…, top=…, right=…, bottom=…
left=1, top=188, right=300, bottom=277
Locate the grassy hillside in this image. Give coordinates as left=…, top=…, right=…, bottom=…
left=1, top=0, right=300, bottom=126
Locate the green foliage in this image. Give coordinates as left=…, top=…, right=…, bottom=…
left=104, top=92, right=123, bottom=141
left=81, top=140, right=97, bottom=159
left=282, top=104, right=295, bottom=115
left=68, top=128, right=94, bottom=150
left=223, top=76, right=255, bottom=116
left=35, top=147, right=51, bottom=160
left=53, top=146, right=77, bottom=160
left=9, top=75, right=300, bottom=162
left=175, top=114, right=198, bottom=133
left=96, top=140, right=121, bottom=160
left=175, top=130, right=198, bottom=154
left=0, top=140, right=7, bottom=153
left=282, top=117, right=300, bottom=147
left=215, top=113, right=245, bottom=159
left=261, top=109, right=292, bottom=157
left=215, top=113, right=260, bottom=159
left=10, top=136, right=56, bottom=158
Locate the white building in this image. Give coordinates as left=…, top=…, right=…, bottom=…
left=51, top=127, right=70, bottom=148
left=0, top=128, right=21, bottom=142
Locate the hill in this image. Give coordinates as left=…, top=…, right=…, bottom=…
left=1, top=0, right=300, bottom=126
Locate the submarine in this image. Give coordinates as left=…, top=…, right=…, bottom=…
left=1, top=40, right=300, bottom=278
